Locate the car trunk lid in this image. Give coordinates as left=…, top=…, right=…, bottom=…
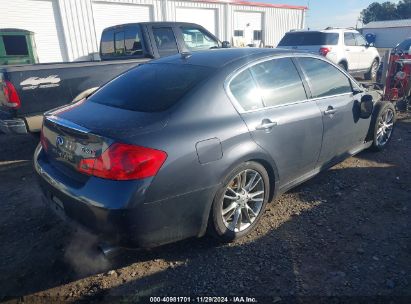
left=41, top=100, right=168, bottom=180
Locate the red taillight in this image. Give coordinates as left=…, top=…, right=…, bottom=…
left=2, top=80, right=21, bottom=109
left=40, top=124, right=48, bottom=152
left=78, top=143, right=167, bottom=180
left=319, top=47, right=331, bottom=56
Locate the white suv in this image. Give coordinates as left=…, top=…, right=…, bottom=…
left=278, top=28, right=380, bottom=81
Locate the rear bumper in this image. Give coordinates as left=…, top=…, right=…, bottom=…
left=0, top=118, right=28, bottom=134
left=34, top=145, right=216, bottom=248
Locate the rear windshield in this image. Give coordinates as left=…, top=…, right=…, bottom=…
left=89, top=63, right=213, bottom=112
left=278, top=32, right=339, bottom=46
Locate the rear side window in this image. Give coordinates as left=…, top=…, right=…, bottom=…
left=89, top=63, right=213, bottom=112
left=298, top=57, right=352, bottom=98
left=344, top=33, right=356, bottom=46
left=100, top=30, right=115, bottom=56
left=278, top=32, right=339, bottom=46
left=152, top=28, right=178, bottom=57
left=229, top=69, right=264, bottom=111
left=3, top=35, right=29, bottom=55
left=101, top=26, right=144, bottom=57
left=249, top=58, right=307, bottom=107
left=181, top=27, right=219, bottom=51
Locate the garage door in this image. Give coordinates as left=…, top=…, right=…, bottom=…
left=92, top=2, right=153, bottom=45
left=175, top=7, right=217, bottom=35
left=0, top=0, right=65, bottom=63
left=233, top=11, right=263, bottom=46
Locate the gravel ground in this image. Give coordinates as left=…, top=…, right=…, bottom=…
left=0, top=113, right=410, bottom=303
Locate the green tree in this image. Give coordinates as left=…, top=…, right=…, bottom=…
left=361, top=2, right=399, bottom=24
left=397, top=0, right=411, bottom=19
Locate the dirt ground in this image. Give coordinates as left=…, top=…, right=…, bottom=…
left=0, top=113, right=410, bottom=303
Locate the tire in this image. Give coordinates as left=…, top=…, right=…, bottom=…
left=369, top=102, right=396, bottom=151
left=338, top=62, right=347, bottom=71
left=364, top=59, right=379, bottom=81
left=208, top=161, right=270, bottom=242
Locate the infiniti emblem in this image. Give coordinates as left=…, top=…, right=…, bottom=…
left=56, top=136, right=64, bottom=146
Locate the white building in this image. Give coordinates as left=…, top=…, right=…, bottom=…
left=0, top=0, right=306, bottom=63
left=362, top=19, right=411, bottom=49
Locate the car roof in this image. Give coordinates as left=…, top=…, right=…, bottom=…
left=103, top=22, right=208, bottom=31
left=149, top=48, right=297, bottom=69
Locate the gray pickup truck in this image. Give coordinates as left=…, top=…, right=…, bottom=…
left=0, top=22, right=230, bottom=134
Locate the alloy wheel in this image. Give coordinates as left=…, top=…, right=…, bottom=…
left=221, top=169, right=265, bottom=233
left=376, top=108, right=394, bottom=147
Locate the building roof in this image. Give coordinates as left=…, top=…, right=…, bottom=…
left=363, top=19, right=411, bottom=29
left=193, top=0, right=307, bottom=10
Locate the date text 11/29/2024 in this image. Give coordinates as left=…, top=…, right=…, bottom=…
left=149, top=297, right=258, bottom=303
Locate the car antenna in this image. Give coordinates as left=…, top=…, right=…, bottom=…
left=181, top=52, right=192, bottom=59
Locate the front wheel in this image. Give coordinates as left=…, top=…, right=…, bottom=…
left=369, top=102, right=396, bottom=151
left=209, top=162, right=270, bottom=242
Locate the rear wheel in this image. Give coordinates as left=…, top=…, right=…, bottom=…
left=369, top=102, right=396, bottom=151
left=209, top=162, right=270, bottom=242
left=364, top=59, right=378, bottom=81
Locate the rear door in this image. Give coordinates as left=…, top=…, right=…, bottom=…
left=343, top=32, right=360, bottom=71
left=296, top=57, right=369, bottom=167
left=227, top=56, right=323, bottom=187
left=354, top=33, right=373, bottom=70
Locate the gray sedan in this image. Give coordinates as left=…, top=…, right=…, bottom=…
left=34, top=48, right=395, bottom=248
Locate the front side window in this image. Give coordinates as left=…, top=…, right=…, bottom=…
left=354, top=33, right=367, bottom=46
left=229, top=69, right=264, bottom=111
left=298, top=57, right=352, bottom=98
left=3, top=35, right=29, bottom=56
left=152, top=27, right=178, bottom=56
left=344, top=33, right=356, bottom=46
left=249, top=58, right=307, bottom=107
left=181, top=27, right=218, bottom=51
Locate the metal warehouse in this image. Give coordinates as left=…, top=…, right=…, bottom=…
left=362, top=19, right=411, bottom=49
left=0, top=0, right=306, bottom=63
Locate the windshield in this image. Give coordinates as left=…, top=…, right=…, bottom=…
left=89, top=63, right=214, bottom=112
left=278, top=32, right=339, bottom=46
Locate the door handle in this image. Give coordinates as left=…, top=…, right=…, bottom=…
left=345, top=49, right=350, bottom=51
left=255, top=119, right=277, bottom=130
left=324, top=106, right=337, bottom=115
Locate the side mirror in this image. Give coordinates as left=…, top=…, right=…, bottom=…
left=222, top=41, right=231, bottom=48
left=359, top=94, right=374, bottom=119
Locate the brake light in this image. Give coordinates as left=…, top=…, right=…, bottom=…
left=319, top=47, right=331, bottom=56
left=78, top=143, right=167, bottom=180
left=2, top=80, right=21, bottom=109
left=40, top=124, right=48, bottom=152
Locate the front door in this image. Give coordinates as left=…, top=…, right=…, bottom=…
left=296, top=57, right=368, bottom=167
left=227, top=57, right=323, bottom=187
left=344, top=32, right=361, bottom=71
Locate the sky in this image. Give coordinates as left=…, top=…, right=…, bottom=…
left=257, top=0, right=400, bottom=29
